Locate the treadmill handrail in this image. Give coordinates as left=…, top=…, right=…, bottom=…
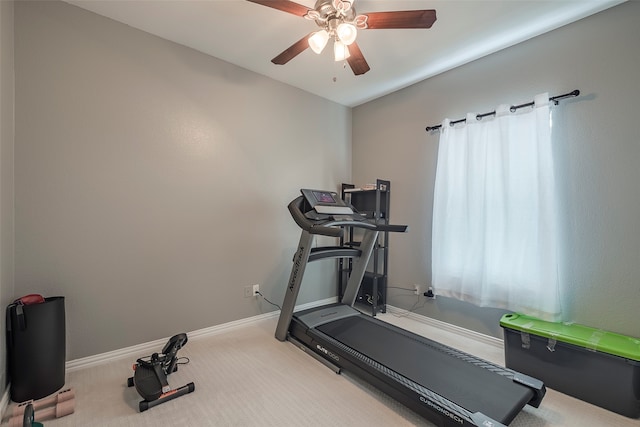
left=375, top=223, right=408, bottom=233
left=288, top=196, right=378, bottom=237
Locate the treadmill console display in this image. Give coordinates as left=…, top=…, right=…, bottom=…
left=313, top=191, right=336, bottom=204
left=300, top=189, right=353, bottom=215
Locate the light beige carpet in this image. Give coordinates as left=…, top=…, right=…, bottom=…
left=3, top=314, right=638, bottom=426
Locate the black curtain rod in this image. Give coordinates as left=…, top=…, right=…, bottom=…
left=425, top=90, right=580, bottom=132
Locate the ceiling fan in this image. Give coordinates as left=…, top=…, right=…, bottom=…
left=246, top=0, right=437, bottom=75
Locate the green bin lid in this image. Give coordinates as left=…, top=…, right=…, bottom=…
left=500, top=313, right=640, bottom=362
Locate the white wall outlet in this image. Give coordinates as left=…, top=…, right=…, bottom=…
left=413, top=284, right=421, bottom=295
left=244, top=286, right=253, bottom=298
left=252, top=284, right=260, bottom=296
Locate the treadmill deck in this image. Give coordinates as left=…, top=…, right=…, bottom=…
left=296, top=309, right=535, bottom=425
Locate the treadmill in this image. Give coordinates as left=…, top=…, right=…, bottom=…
left=276, top=189, right=546, bottom=427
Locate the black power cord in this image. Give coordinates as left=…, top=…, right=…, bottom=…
left=255, top=290, right=282, bottom=311
left=385, top=286, right=436, bottom=317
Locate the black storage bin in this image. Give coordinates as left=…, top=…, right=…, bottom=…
left=6, top=296, right=66, bottom=402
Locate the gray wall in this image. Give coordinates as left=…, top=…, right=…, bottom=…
left=8, top=0, right=639, bottom=365
left=1, top=0, right=15, bottom=393
left=353, top=1, right=640, bottom=338
left=14, top=1, right=351, bottom=360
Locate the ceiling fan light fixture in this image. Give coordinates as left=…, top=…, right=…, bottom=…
left=308, top=30, right=330, bottom=54
left=248, top=0, right=436, bottom=76
left=336, top=22, right=357, bottom=45
left=333, top=40, right=350, bottom=61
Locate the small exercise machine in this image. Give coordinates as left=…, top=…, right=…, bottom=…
left=127, top=333, right=195, bottom=412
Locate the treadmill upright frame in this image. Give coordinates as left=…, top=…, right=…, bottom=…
left=275, top=208, right=379, bottom=342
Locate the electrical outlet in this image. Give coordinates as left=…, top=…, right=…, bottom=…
left=244, top=286, right=253, bottom=298
left=413, top=284, right=421, bottom=295
left=252, top=284, right=260, bottom=296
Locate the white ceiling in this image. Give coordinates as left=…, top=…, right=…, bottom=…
left=64, top=0, right=625, bottom=107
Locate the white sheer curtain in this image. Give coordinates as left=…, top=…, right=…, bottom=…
left=431, top=93, right=562, bottom=321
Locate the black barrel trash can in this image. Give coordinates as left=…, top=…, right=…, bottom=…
left=6, top=295, right=66, bottom=402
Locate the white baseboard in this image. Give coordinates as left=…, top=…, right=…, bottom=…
left=384, top=305, right=504, bottom=349
left=66, top=297, right=338, bottom=373
left=67, top=298, right=501, bottom=373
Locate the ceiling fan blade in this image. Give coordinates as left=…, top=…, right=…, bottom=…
left=246, top=0, right=312, bottom=17
left=271, top=33, right=313, bottom=65
left=346, top=42, right=370, bottom=75
left=364, top=10, right=437, bottom=29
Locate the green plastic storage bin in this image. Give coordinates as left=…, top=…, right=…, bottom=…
left=500, top=313, right=640, bottom=418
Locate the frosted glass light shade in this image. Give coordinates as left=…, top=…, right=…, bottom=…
left=334, top=40, right=351, bottom=61
left=336, top=22, right=357, bottom=45
left=309, top=30, right=330, bottom=54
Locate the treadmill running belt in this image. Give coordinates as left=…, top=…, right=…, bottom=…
left=316, top=315, right=532, bottom=423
